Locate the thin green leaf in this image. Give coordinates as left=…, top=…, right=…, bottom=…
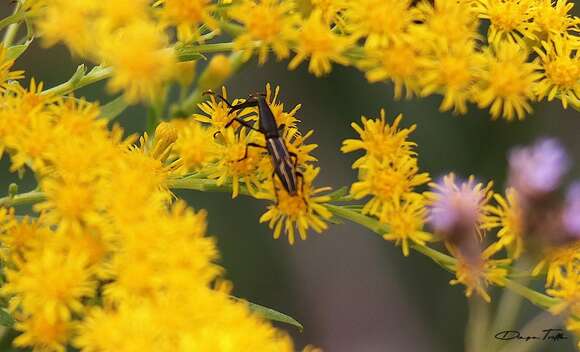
left=100, top=95, right=128, bottom=122
left=6, top=40, right=31, bottom=61
left=231, top=296, right=303, bottom=331
left=0, top=308, right=14, bottom=327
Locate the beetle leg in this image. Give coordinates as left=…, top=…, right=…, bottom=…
left=225, top=116, right=261, bottom=132
left=238, top=142, right=266, bottom=162
left=288, top=151, right=298, bottom=169
left=203, top=91, right=234, bottom=109
left=296, top=171, right=308, bottom=207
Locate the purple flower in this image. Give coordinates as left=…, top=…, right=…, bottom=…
left=562, top=182, right=580, bottom=238
left=508, top=138, right=570, bottom=199
left=429, top=173, right=490, bottom=238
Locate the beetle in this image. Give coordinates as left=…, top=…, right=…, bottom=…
left=204, top=91, right=303, bottom=198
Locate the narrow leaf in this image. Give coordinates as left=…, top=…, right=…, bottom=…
left=6, top=40, right=31, bottom=61
left=100, top=95, right=128, bottom=121
left=231, top=296, right=303, bottom=331
left=0, top=308, right=14, bottom=327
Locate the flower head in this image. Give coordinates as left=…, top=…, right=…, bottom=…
left=428, top=173, right=494, bottom=241
left=508, top=138, right=570, bottom=199
left=157, top=0, right=217, bottom=41
left=476, top=0, right=538, bottom=46
left=288, top=9, right=352, bottom=76
left=474, top=42, right=541, bottom=120
left=229, top=0, right=300, bottom=64
left=484, top=189, right=525, bottom=258
left=259, top=166, right=332, bottom=244
left=382, top=194, right=432, bottom=256
left=534, top=37, right=580, bottom=109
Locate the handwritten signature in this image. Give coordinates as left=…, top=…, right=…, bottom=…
left=494, top=329, right=568, bottom=342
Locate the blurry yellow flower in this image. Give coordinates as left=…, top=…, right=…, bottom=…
left=259, top=166, right=332, bottom=244
left=361, top=37, right=421, bottom=99
left=533, top=242, right=580, bottom=288
left=3, top=246, right=95, bottom=323
left=310, top=0, right=346, bottom=24
left=289, top=9, right=352, bottom=76
left=13, top=314, right=72, bottom=352
left=476, top=0, right=538, bottom=46
left=343, top=0, right=416, bottom=48
left=418, top=42, right=482, bottom=114
left=474, top=42, right=541, bottom=120
left=100, top=21, right=176, bottom=103
left=157, top=0, right=217, bottom=41
left=412, top=0, right=480, bottom=49
left=534, top=37, right=580, bottom=109
left=532, top=0, right=579, bottom=40
left=449, top=243, right=510, bottom=302
left=35, top=0, right=99, bottom=56
left=171, top=119, right=218, bottom=172
left=382, top=194, right=432, bottom=257
left=229, top=0, right=300, bottom=64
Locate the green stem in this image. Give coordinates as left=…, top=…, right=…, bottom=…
left=0, top=11, right=26, bottom=31
left=41, top=66, right=114, bottom=96
left=167, top=177, right=252, bottom=196
left=176, top=42, right=236, bottom=58
left=324, top=203, right=562, bottom=312
left=0, top=191, right=45, bottom=208
left=466, top=296, right=491, bottom=352
left=2, top=4, right=22, bottom=47
left=171, top=51, right=245, bottom=117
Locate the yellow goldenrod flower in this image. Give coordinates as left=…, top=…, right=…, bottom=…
left=565, top=317, right=580, bottom=349
left=449, top=243, right=510, bottom=302
left=476, top=0, right=538, bottom=46
left=412, top=0, right=480, bottom=49
left=343, top=0, right=416, bottom=48
left=13, top=314, right=72, bottom=352
left=310, top=0, right=347, bottom=24
left=194, top=86, right=251, bottom=133
left=382, top=194, right=432, bottom=257
left=534, top=37, right=580, bottom=109
left=157, top=0, right=217, bottom=41
left=360, top=37, right=421, bottom=99
left=532, top=0, right=579, bottom=40
left=351, top=156, right=430, bottom=216
left=171, top=119, right=218, bottom=172
left=532, top=242, right=580, bottom=288
left=34, top=0, right=99, bottom=56
left=341, top=110, right=417, bottom=168
left=259, top=166, right=332, bottom=244
left=288, top=9, right=352, bottom=76
left=206, top=127, right=266, bottom=198
left=474, top=42, right=541, bottom=120
left=484, top=188, right=524, bottom=258
left=546, top=265, right=579, bottom=315
left=3, top=245, right=95, bottom=323
left=418, top=42, right=483, bottom=114
left=229, top=0, right=300, bottom=64
left=97, top=0, right=151, bottom=29
left=100, top=21, right=176, bottom=103
left=197, top=54, right=233, bottom=90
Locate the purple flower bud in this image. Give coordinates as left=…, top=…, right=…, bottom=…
left=508, top=138, right=570, bottom=199
left=429, top=174, right=490, bottom=239
left=562, top=182, right=580, bottom=238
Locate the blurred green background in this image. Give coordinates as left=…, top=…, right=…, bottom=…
left=1, top=4, right=579, bottom=351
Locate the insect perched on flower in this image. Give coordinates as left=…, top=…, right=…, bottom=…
left=205, top=90, right=303, bottom=200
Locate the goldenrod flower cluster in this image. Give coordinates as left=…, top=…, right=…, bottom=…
left=177, top=84, right=332, bottom=245
left=0, top=77, right=293, bottom=351
left=16, top=0, right=576, bottom=119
